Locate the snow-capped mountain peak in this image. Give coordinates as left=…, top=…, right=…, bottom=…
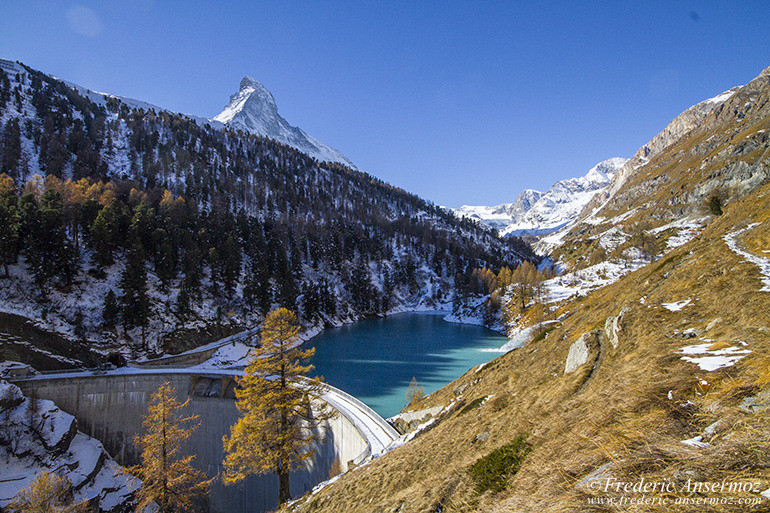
left=214, top=76, right=278, bottom=125
left=213, top=76, right=357, bottom=169
left=582, top=157, right=627, bottom=184
left=455, top=157, right=628, bottom=237
left=240, top=75, right=275, bottom=101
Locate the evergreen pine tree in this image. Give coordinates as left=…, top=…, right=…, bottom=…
left=222, top=308, right=335, bottom=505
left=90, top=200, right=126, bottom=266
left=128, top=381, right=211, bottom=513
left=102, top=289, right=119, bottom=329
left=130, top=201, right=155, bottom=256
left=154, top=229, right=177, bottom=289
left=221, top=234, right=241, bottom=295
left=1, top=118, right=22, bottom=181
left=0, top=188, right=20, bottom=277
left=181, top=232, right=202, bottom=299
left=176, top=286, right=191, bottom=321
left=120, top=238, right=150, bottom=346
left=382, top=268, right=394, bottom=312
left=23, top=190, right=77, bottom=289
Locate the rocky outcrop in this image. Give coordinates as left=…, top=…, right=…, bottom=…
left=565, top=308, right=628, bottom=376
left=577, top=66, right=770, bottom=227
left=0, top=380, right=139, bottom=511
left=564, top=336, right=590, bottom=374
left=604, top=307, right=630, bottom=349
left=605, top=86, right=740, bottom=200
left=565, top=331, right=602, bottom=374
left=390, top=405, right=445, bottom=434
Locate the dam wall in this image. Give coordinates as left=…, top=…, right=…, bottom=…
left=15, top=369, right=371, bottom=513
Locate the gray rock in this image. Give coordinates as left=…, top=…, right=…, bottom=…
left=704, top=420, right=723, bottom=436
left=565, top=334, right=591, bottom=374
left=576, top=462, right=614, bottom=492
left=604, top=307, right=630, bottom=349
left=739, top=390, right=770, bottom=413
left=454, top=383, right=468, bottom=396
left=473, top=432, right=489, bottom=444
left=706, top=318, right=723, bottom=331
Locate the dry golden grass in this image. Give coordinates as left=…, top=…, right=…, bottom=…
left=284, top=96, right=770, bottom=512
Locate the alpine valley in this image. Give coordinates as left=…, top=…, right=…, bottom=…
left=283, top=67, right=770, bottom=512
left=0, top=57, right=532, bottom=359
left=1, top=55, right=770, bottom=513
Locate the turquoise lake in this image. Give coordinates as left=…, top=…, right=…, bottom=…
left=307, top=312, right=509, bottom=418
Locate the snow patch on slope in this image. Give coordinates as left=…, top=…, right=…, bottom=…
left=662, top=299, right=692, bottom=312
left=678, top=343, right=751, bottom=371
left=542, top=250, right=649, bottom=304
left=724, top=223, right=770, bottom=292
left=0, top=380, right=138, bottom=510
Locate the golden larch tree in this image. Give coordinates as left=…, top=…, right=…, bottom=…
left=5, top=472, right=88, bottom=513
left=128, top=381, right=211, bottom=513
left=222, top=308, right=336, bottom=505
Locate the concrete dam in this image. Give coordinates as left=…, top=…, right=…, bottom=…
left=13, top=368, right=399, bottom=513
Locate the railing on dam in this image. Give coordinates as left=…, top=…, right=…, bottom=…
left=10, top=367, right=398, bottom=513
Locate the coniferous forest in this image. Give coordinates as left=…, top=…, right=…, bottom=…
left=0, top=60, right=534, bottom=354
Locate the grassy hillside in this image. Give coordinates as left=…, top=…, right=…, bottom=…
left=283, top=70, right=770, bottom=513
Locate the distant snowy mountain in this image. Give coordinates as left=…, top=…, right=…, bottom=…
left=40, top=59, right=356, bottom=169
left=213, top=76, right=357, bottom=169
left=455, top=157, right=628, bottom=237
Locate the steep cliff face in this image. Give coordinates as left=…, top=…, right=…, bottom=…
left=582, top=67, right=770, bottom=225
left=607, top=86, right=741, bottom=197
left=0, top=379, right=138, bottom=511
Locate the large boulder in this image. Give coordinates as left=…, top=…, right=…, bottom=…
left=565, top=331, right=602, bottom=374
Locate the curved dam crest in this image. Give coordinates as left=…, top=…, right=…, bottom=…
left=14, top=368, right=397, bottom=513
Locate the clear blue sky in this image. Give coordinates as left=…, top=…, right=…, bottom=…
left=1, top=1, right=768, bottom=208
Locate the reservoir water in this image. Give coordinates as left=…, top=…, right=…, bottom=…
left=308, top=311, right=508, bottom=418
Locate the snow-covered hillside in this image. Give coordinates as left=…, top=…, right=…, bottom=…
left=455, top=158, right=628, bottom=237
left=63, top=78, right=222, bottom=130
left=213, top=76, right=357, bottom=169
left=0, top=58, right=531, bottom=357
left=0, top=377, right=138, bottom=511
left=2, top=58, right=352, bottom=170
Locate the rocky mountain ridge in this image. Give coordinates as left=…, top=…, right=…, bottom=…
left=455, top=157, right=627, bottom=237
left=213, top=76, right=357, bottom=168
